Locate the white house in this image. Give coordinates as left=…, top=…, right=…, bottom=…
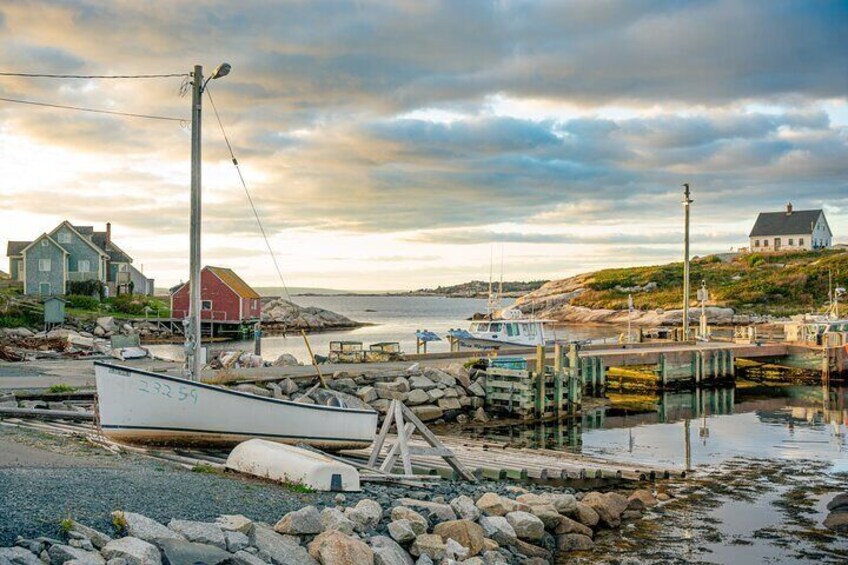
left=749, top=203, right=832, bottom=252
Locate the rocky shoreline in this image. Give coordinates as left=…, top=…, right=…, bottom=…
left=1, top=485, right=669, bottom=565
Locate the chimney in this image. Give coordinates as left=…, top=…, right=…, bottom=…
left=106, top=222, right=111, bottom=246
left=786, top=202, right=793, bottom=215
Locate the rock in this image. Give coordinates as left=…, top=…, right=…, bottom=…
left=272, top=353, right=300, bottom=366
left=376, top=388, right=407, bottom=401
left=409, top=376, right=437, bottom=391
left=357, top=386, right=378, bottom=403
left=456, top=414, right=468, bottom=425
left=553, top=515, right=593, bottom=538
left=504, top=512, right=544, bottom=541
left=580, top=492, right=622, bottom=528
left=442, top=388, right=458, bottom=399
left=467, top=383, right=485, bottom=397
left=369, top=536, right=413, bottom=565
left=225, top=531, right=249, bottom=553
left=346, top=499, right=383, bottom=532
left=432, top=520, right=484, bottom=557
left=604, top=492, right=630, bottom=516
left=66, top=520, right=112, bottom=550
left=542, top=493, right=577, bottom=516
left=47, top=545, right=105, bottom=565
left=113, top=512, right=184, bottom=543
left=628, top=489, right=658, bottom=508
left=471, top=408, right=488, bottom=423
left=274, top=505, right=324, bottom=535
left=478, top=517, right=516, bottom=546
left=409, top=406, right=443, bottom=422
left=370, top=399, right=392, bottom=414
left=481, top=539, right=498, bottom=553
left=556, top=533, right=594, bottom=552
left=515, top=494, right=560, bottom=528
left=480, top=550, right=507, bottom=565
left=437, top=398, right=462, bottom=411
left=307, top=530, right=374, bottom=565
left=827, top=493, right=848, bottom=512
left=449, top=495, right=480, bottom=522
left=234, top=384, right=274, bottom=397
left=375, top=380, right=407, bottom=393
left=106, top=559, right=128, bottom=565
left=824, top=511, right=848, bottom=533
left=0, top=547, right=42, bottom=565
left=279, top=379, right=299, bottom=396
left=656, top=493, right=671, bottom=502
left=512, top=539, right=551, bottom=561
left=251, top=524, right=318, bottom=565
left=426, top=389, right=445, bottom=402
left=231, top=550, right=269, bottom=565
left=389, top=507, right=428, bottom=535
left=388, top=520, right=417, bottom=544
left=405, top=389, right=430, bottom=406
left=475, top=493, right=519, bottom=517
left=443, top=538, right=468, bottom=561
left=101, top=537, right=162, bottom=565
left=574, top=503, right=599, bottom=528
left=97, top=317, right=114, bottom=332
left=156, top=539, right=231, bottom=565
left=216, top=515, right=253, bottom=534
left=167, top=520, right=227, bottom=550
left=320, top=508, right=355, bottom=535
left=330, top=378, right=359, bottom=394
left=409, top=534, right=446, bottom=560
left=396, top=499, right=457, bottom=522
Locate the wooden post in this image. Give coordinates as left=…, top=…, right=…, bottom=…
left=535, top=345, right=545, bottom=376
left=553, top=343, right=563, bottom=416
left=659, top=353, right=667, bottom=388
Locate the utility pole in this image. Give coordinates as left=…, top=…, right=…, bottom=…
left=682, top=183, right=693, bottom=341
left=187, top=64, right=204, bottom=380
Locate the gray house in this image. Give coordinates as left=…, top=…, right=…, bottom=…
left=6, top=221, right=154, bottom=296
left=749, top=203, right=833, bottom=252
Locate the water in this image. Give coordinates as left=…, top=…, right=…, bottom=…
left=148, top=295, right=621, bottom=362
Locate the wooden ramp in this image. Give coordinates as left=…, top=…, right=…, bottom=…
left=344, top=434, right=683, bottom=483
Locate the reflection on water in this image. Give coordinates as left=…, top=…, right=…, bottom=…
left=477, top=383, right=848, bottom=472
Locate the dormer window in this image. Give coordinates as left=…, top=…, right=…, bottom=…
left=41, top=240, right=48, bottom=247
left=58, top=231, right=71, bottom=244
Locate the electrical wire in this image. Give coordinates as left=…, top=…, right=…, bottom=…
left=205, top=86, right=293, bottom=303
left=0, top=72, right=188, bottom=79
left=0, top=95, right=187, bottom=123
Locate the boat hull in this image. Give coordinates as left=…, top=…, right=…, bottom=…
left=94, top=362, right=378, bottom=450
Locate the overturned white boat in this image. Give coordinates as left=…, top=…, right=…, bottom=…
left=95, top=361, right=378, bottom=450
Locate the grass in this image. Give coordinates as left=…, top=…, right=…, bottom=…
left=59, top=517, right=74, bottom=533
left=48, top=384, right=77, bottom=394
left=568, top=249, right=848, bottom=315
left=191, top=463, right=225, bottom=475
left=279, top=476, right=316, bottom=494
left=111, top=511, right=128, bottom=534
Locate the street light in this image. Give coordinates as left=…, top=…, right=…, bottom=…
left=186, top=63, right=231, bottom=380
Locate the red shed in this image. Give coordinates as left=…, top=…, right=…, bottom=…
left=170, top=266, right=261, bottom=322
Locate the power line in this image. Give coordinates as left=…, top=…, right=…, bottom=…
left=0, top=72, right=187, bottom=79
left=205, top=86, right=293, bottom=302
left=0, top=96, right=187, bottom=122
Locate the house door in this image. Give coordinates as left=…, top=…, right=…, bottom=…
left=39, top=282, right=51, bottom=296
left=774, top=237, right=781, bottom=250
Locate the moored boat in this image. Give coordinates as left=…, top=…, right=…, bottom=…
left=95, top=361, right=378, bottom=450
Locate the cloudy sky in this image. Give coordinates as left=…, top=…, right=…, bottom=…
left=1, top=1, right=846, bottom=291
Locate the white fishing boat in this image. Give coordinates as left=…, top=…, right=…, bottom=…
left=95, top=63, right=378, bottom=450
left=94, top=362, right=378, bottom=449
left=459, top=311, right=553, bottom=348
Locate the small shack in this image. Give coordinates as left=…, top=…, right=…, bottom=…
left=43, top=296, right=67, bottom=328
left=170, top=266, right=261, bottom=323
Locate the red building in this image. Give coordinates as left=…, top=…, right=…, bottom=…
left=170, top=266, right=261, bottom=322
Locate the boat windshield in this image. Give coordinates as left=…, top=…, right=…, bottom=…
left=506, top=323, right=520, bottom=337
left=490, top=323, right=503, bottom=332
left=471, top=322, right=489, bottom=332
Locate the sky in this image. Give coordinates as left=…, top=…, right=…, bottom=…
left=0, top=0, right=846, bottom=291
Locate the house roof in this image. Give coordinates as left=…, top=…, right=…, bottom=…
left=21, top=233, right=69, bottom=255
left=749, top=209, right=825, bottom=237
left=6, top=241, right=31, bottom=257
left=73, top=225, right=94, bottom=236
left=91, top=231, right=133, bottom=263
left=0, top=270, right=8, bottom=280
left=50, top=221, right=109, bottom=257
left=208, top=266, right=262, bottom=299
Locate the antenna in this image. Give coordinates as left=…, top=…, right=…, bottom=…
left=487, top=245, right=494, bottom=316
left=498, top=244, right=504, bottom=305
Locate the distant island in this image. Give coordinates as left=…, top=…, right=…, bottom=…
left=403, top=279, right=549, bottom=298
left=513, top=248, right=848, bottom=325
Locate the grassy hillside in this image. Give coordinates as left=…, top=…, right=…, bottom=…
left=415, top=279, right=549, bottom=297
left=568, top=249, right=848, bottom=316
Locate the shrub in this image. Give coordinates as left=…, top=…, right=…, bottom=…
left=66, top=294, right=100, bottom=310
left=747, top=254, right=765, bottom=268
left=67, top=280, right=104, bottom=300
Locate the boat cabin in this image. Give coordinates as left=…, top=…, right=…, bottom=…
left=466, top=318, right=548, bottom=347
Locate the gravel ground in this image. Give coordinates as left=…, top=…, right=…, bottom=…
left=0, top=425, right=570, bottom=546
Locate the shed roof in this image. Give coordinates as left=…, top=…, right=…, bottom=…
left=749, top=209, right=824, bottom=237
left=6, top=241, right=31, bottom=256
left=207, top=266, right=261, bottom=299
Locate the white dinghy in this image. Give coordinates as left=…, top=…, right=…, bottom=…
left=95, top=361, right=377, bottom=450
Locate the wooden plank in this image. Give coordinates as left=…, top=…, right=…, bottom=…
left=398, top=403, right=477, bottom=482
left=379, top=422, right=415, bottom=473
left=393, top=401, right=413, bottom=476
left=368, top=401, right=395, bottom=467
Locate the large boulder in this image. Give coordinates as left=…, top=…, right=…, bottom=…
left=225, top=531, right=249, bottom=553
left=251, top=524, right=318, bottom=565
left=405, top=389, right=430, bottom=406
left=575, top=502, right=600, bottom=528
left=478, top=517, right=517, bottom=546
left=215, top=515, right=253, bottom=534
left=432, top=520, right=484, bottom=557
left=97, top=317, right=114, bottom=333
left=369, top=536, right=413, bottom=565
left=556, top=533, right=595, bottom=552
left=272, top=353, right=301, bottom=366
left=156, top=539, right=231, bottom=565
left=408, top=376, right=437, bottom=391
left=541, top=493, right=577, bottom=515
left=505, top=511, right=545, bottom=541
left=101, top=537, right=162, bottom=565
left=515, top=493, right=561, bottom=528
left=580, top=492, right=623, bottom=528
left=345, top=499, right=383, bottom=532
left=824, top=512, right=848, bottom=533
left=47, top=544, right=105, bottom=565
left=66, top=520, right=112, bottom=550
left=475, top=493, right=521, bottom=517
left=387, top=520, right=417, bottom=544
left=449, top=495, right=481, bottom=522
left=0, top=547, right=42, bottom=565
left=307, top=530, right=374, bottom=565
left=274, top=506, right=324, bottom=535
left=628, top=489, right=658, bottom=508
left=396, top=499, right=457, bottom=522
left=113, top=512, right=184, bottom=543
left=409, top=534, right=446, bottom=561
left=553, top=515, right=593, bottom=538
left=389, top=507, right=428, bottom=535
left=167, top=520, right=227, bottom=550
left=320, top=508, right=355, bottom=535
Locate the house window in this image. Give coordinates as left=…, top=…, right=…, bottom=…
left=799, top=238, right=804, bottom=246
left=788, top=238, right=794, bottom=246
left=78, top=259, right=91, bottom=272
left=41, top=240, right=49, bottom=247
left=202, top=300, right=213, bottom=311
left=58, top=231, right=72, bottom=244
left=38, top=258, right=51, bottom=272
left=118, top=263, right=129, bottom=272
left=39, top=282, right=51, bottom=295
left=763, top=239, right=769, bottom=247
left=754, top=240, right=760, bottom=247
